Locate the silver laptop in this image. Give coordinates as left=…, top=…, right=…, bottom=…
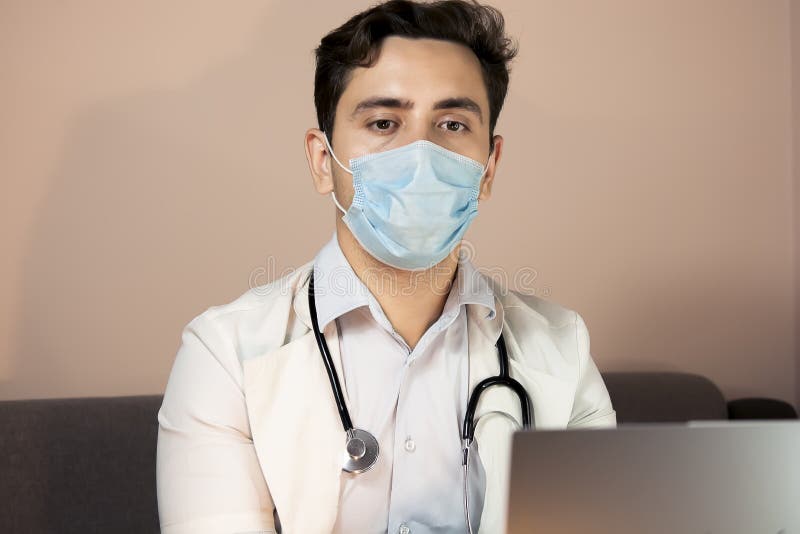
left=506, top=421, right=800, bottom=534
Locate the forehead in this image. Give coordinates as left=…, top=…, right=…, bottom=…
left=339, top=36, right=488, bottom=113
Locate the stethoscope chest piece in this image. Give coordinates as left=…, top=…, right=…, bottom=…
left=343, top=428, right=379, bottom=473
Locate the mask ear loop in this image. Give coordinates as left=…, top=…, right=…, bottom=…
left=476, top=147, right=494, bottom=205
left=479, top=157, right=492, bottom=180
left=330, top=189, right=347, bottom=214
left=322, top=131, right=353, bottom=215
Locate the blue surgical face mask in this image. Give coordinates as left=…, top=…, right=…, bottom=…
left=323, top=132, right=492, bottom=271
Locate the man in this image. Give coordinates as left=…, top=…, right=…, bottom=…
left=156, top=1, right=616, bottom=533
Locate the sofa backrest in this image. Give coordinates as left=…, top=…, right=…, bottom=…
left=0, top=371, right=730, bottom=532
left=0, top=395, right=163, bottom=533
left=602, top=371, right=728, bottom=423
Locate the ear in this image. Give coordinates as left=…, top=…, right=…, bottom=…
left=304, top=128, right=334, bottom=195
left=478, top=134, right=503, bottom=201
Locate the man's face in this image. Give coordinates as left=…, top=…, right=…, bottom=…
left=326, top=35, right=498, bottom=209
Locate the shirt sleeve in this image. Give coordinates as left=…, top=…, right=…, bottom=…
left=567, top=310, right=617, bottom=428
left=156, top=312, right=277, bottom=534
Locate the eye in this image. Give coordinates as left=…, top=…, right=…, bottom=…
left=367, top=119, right=397, bottom=133
left=441, top=120, right=470, bottom=133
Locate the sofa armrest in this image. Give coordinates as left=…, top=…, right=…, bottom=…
left=727, top=397, right=798, bottom=420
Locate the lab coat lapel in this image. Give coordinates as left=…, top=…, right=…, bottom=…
left=242, top=269, right=346, bottom=534
left=468, top=295, right=576, bottom=534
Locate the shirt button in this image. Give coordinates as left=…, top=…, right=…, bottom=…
left=399, top=524, right=411, bottom=534
left=404, top=437, right=416, bottom=452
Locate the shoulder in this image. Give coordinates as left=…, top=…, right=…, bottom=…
left=486, top=278, right=615, bottom=427
left=499, top=287, right=578, bottom=329
left=185, top=260, right=314, bottom=365
left=476, top=276, right=616, bottom=429
left=489, top=273, right=580, bottom=335
left=489, top=277, right=588, bottom=378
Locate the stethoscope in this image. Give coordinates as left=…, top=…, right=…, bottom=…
left=307, top=270, right=534, bottom=533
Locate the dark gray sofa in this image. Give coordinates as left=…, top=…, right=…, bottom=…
left=0, top=372, right=796, bottom=533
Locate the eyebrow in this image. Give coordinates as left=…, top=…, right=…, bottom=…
left=350, top=96, right=484, bottom=124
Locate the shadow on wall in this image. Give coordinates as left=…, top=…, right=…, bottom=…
left=5, top=1, right=357, bottom=400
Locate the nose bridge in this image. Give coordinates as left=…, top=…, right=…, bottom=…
left=398, top=119, right=435, bottom=148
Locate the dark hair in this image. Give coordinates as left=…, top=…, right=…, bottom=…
left=313, top=0, right=518, bottom=152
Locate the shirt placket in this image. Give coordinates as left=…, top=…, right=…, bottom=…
left=385, top=311, right=464, bottom=534
left=387, top=346, right=414, bottom=534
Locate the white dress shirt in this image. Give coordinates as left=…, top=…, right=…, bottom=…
left=312, top=232, right=496, bottom=534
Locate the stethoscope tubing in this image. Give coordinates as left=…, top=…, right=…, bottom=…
left=307, top=268, right=534, bottom=531
left=462, top=331, right=532, bottom=443
left=307, top=270, right=532, bottom=441
left=308, top=270, right=354, bottom=432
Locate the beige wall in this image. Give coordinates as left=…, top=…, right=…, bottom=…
left=1, top=0, right=797, bottom=409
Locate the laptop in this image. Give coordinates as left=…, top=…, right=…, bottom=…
left=506, top=421, right=800, bottom=534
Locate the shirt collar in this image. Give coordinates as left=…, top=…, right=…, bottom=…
left=312, top=231, right=496, bottom=332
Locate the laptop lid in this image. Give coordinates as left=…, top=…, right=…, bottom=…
left=506, top=421, right=800, bottom=534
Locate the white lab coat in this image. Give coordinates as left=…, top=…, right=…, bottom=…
left=157, top=259, right=616, bottom=534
